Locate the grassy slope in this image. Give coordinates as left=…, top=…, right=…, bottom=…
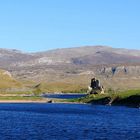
left=0, top=68, right=139, bottom=107
left=0, top=69, right=22, bottom=88
left=0, top=69, right=38, bottom=95
left=21, top=73, right=140, bottom=93
left=66, top=89, right=140, bottom=107
left=31, top=82, right=87, bottom=93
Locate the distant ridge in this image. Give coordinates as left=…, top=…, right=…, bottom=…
left=1, top=45, right=140, bottom=67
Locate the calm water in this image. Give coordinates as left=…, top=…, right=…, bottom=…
left=42, top=93, right=86, bottom=99
left=0, top=103, right=139, bottom=140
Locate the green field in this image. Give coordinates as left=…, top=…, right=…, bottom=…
left=65, top=89, right=140, bottom=108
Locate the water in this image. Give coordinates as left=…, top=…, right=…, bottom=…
left=42, top=93, right=86, bottom=99
left=0, top=103, right=139, bottom=140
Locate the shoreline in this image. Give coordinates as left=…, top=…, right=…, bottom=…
left=0, top=99, right=49, bottom=103
left=0, top=92, right=139, bottom=108
left=0, top=99, right=84, bottom=104
left=0, top=100, right=139, bottom=108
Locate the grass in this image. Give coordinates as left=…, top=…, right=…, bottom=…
left=64, top=89, right=140, bottom=107
left=0, top=69, right=139, bottom=107
left=0, top=69, right=22, bottom=88
left=0, top=96, right=44, bottom=101
left=116, top=89, right=140, bottom=99
left=0, top=90, right=34, bottom=95
left=30, top=82, right=88, bottom=93
left=0, top=88, right=139, bottom=107
left=66, top=94, right=107, bottom=103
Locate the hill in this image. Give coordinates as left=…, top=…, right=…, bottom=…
left=0, top=46, right=140, bottom=92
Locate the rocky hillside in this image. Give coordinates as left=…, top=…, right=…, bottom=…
left=0, top=46, right=140, bottom=91
left=1, top=46, right=140, bottom=68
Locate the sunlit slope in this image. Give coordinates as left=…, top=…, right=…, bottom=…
left=0, top=69, right=21, bottom=88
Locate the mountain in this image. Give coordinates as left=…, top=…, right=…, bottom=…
left=1, top=46, right=140, bottom=68
left=1, top=46, right=140, bottom=91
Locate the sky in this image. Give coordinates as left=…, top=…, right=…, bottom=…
left=0, top=0, right=140, bottom=52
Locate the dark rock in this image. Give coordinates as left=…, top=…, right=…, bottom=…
left=112, top=67, right=117, bottom=75
left=112, top=95, right=140, bottom=108
left=47, top=100, right=53, bottom=103
left=89, top=97, right=111, bottom=105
